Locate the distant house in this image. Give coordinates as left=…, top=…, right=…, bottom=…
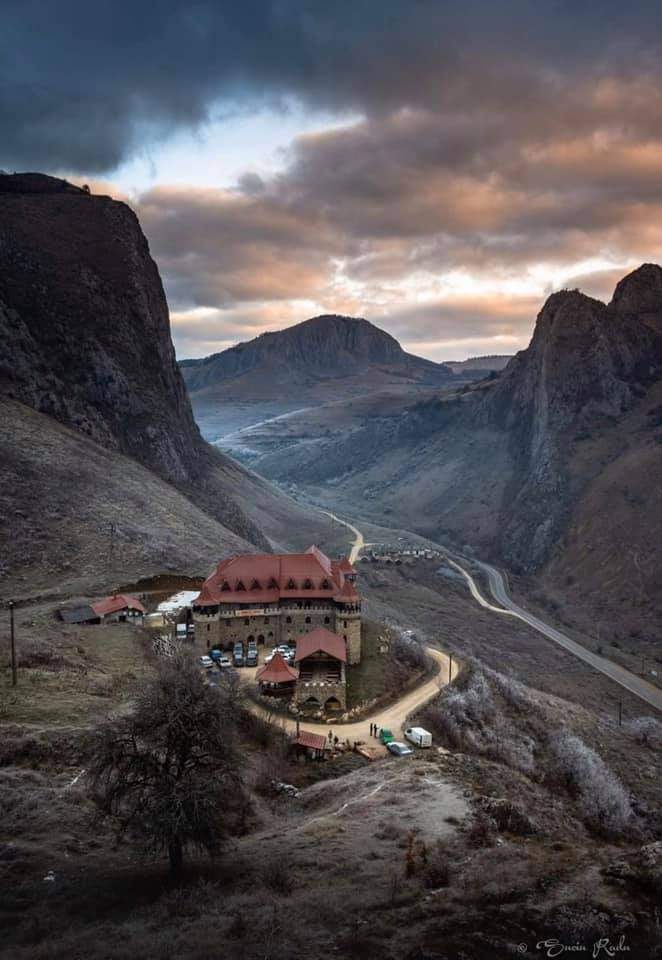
left=58, top=594, right=145, bottom=625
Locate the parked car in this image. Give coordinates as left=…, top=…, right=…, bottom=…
left=218, top=656, right=232, bottom=669
left=387, top=741, right=414, bottom=757
left=209, top=648, right=223, bottom=662
left=199, top=655, right=214, bottom=670
left=379, top=728, right=395, bottom=745
left=233, top=643, right=245, bottom=667
left=246, top=649, right=258, bottom=667
left=404, top=727, right=432, bottom=748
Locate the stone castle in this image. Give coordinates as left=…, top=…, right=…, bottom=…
left=191, top=545, right=361, bottom=664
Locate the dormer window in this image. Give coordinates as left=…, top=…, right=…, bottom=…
left=250, top=578, right=261, bottom=590
left=286, top=578, right=296, bottom=590
left=267, top=577, right=278, bottom=589
left=220, top=581, right=231, bottom=592
left=320, top=578, right=331, bottom=590
left=303, top=578, right=313, bottom=589
left=235, top=580, right=246, bottom=591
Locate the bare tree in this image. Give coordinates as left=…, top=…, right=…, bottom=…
left=89, top=654, right=248, bottom=875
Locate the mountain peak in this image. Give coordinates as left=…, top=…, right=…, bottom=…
left=180, top=312, right=450, bottom=400
left=610, top=263, right=662, bottom=315
left=0, top=172, right=88, bottom=195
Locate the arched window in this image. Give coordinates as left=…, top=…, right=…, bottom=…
left=324, top=616, right=330, bottom=624
left=305, top=616, right=311, bottom=624
left=343, top=620, right=347, bottom=628
left=286, top=616, right=292, bottom=624
left=244, top=618, right=250, bottom=626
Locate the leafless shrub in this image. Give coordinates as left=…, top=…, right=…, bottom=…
left=423, top=840, right=452, bottom=888
left=393, top=632, right=433, bottom=671
left=261, top=854, right=294, bottom=895
left=549, top=733, right=633, bottom=837
left=477, top=796, right=537, bottom=835
left=625, top=717, right=662, bottom=748
left=466, top=809, right=496, bottom=847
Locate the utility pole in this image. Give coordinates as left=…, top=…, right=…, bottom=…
left=109, top=522, right=116, bottom=571
left=9, top=600, right=16, bottom=687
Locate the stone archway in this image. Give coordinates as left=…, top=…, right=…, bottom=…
left=325, top=696, right=342, bottom=712
left=257, top=634, right=265, bottom=644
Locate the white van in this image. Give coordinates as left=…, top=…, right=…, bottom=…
left=404, top=727, right=432, bottom=748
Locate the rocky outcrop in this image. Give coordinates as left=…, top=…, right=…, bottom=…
left=180, top=313, right=451, bottom=398
left=487, top=273, right=662, bottom=570
left=0, top=173, right=206, bottom=484
left=0, top=174, right=337, bottom=590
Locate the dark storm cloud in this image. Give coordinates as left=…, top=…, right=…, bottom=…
left=4, top=0, right=662, bottom=171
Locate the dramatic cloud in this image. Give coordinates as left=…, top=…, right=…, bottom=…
left=7, top=2, right=662, bottom=358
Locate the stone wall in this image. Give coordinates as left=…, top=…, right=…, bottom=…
left=295, top=678, right=346, bottom=712
left=193, top=601, right=363, bottom=660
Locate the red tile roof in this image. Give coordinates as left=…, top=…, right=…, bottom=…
left=193, top=545, right=359, bottom=606
left=256, top=652, right=299, bottom=684
left=337, top=557, right=356, bottom=575
left=294, top=627, right=347, bottom=663
left=91, top=594, right=145, bottom=617
left=294, top=731, right=328, bottom=751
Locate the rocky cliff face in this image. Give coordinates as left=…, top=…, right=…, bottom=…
left=0, top=174, right=337, bottom=593
left=180, top=313, right=451, bottom=397
left=489, top=268, right=662, bottom=570
left=0, top=173, right=206, bottom=484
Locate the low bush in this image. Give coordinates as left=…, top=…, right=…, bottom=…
left=625, top=717, right=662, bottom=749
left=549, top=733, right=633, bottom=837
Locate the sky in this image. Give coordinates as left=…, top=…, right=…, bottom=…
left=3, top=2, right=662, bottom=361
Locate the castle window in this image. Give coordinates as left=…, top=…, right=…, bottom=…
left=268, top=577, right=278, bottom=589
left=225, top=619, right=231, bottom=625
left=343, top=620, right=347, bottom=628
left=321, top=578, right=331, bottom=590
left=207, top=624, right=210, bottom=632
left=286, top=616, right=292, bottom=624
left=305, top=616, right=311, bottom=624
left=235, top=580, right=246, bottom=591
left=264, top=617, right=270, bottom=624
left=303, top=578, right=313, bottom=589
left=286, top=578, right=296, bottom=589
left=220, top=581, right=231, bottom=592
left=244, top=618, right=250, bottom=626
left=250, top=578, right=261, bottom=590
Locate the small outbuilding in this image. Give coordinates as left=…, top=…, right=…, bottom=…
left=57, top=594, right=145, bottom=626
left=292, top=730, right=328, bottom=760
left=256, top=651, right=299, bottom=697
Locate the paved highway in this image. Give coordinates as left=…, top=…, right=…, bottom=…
left=448, top=555, right=662, bottom=712
left=327, top=508, right=662, bottom=713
